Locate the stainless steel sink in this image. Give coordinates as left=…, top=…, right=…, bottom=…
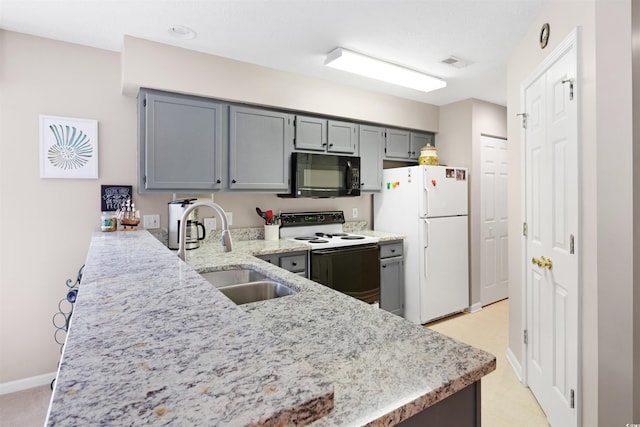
left=200, top=269, right=270, bottom=288
left=217, top=281, right=296, bottom=305
left=200, top=268, right=297, bottom=304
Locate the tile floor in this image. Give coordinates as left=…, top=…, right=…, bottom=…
left=0, top=299, right=548, bottom=426
left=428, top=299, right=549, bottom=426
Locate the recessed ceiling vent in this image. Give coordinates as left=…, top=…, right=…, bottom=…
left=441, top=56, right=472, bottom=69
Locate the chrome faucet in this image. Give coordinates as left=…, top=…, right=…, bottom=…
left=177, top=201, right=233, bottom=261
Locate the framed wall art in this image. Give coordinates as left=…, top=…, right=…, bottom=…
left=39, top=115, right=98, bottom=179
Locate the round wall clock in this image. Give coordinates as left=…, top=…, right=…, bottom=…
left=540, top=23, right=550, bottom=49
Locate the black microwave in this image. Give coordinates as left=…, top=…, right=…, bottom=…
left=280, top=152, right=361, bottom=198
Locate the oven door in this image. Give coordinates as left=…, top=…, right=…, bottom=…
left=288, top=152, right=361, bottom=198
left=310, top=244, right=380, bottom=303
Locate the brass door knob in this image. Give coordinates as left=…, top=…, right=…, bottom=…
left=532, top=256, right=553, bottom=270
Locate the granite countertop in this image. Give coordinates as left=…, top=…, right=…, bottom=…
left=47, top=230, right=494, bottom=426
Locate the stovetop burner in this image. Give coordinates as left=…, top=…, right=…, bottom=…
left=279, top=210, right=379, bottom=249
left=315, top=232, right=348, bottom=238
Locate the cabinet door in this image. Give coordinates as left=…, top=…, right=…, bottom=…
left=384, top=128, right=411, bottom=159
left=410, top=132, right=434, bottom=160
left=359, top=125, right=384, bottom=191
left=229, top=106, right=292, bottom=191
left=380, top=256, right=404, bottom=317
left=294, top=115, right=327, bottom=151
left=139, top=89, right=223, bottom=192
left=327, top=120, right=358, bottom=154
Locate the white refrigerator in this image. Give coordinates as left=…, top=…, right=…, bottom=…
left=374, top=165, right=469, bottom=324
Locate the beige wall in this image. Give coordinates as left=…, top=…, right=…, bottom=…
left=121, top=36, right=440, bottom=132
left=438, top=100, right=507, bottom=311
left=507, top=0, right=636, bottom=425
left=0, top=30, right=442, bottom=387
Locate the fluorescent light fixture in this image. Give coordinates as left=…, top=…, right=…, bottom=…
left=325, top=47, right=446, bottom=93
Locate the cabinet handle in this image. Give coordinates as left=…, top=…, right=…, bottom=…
left=382, top=265, right=387, bottom=268
left=291, top=262, right=297, bottom=266
left=216, top=179, right=221, bottom=184
left=329, top=143, right=334, bottom=148
left=322, top=142, right=327, bottom=147
left=390, top=249, right=396, bottom=253
left=232, top=179, right=237, bottom=184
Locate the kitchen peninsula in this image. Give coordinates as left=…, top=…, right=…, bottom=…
left=46, top=230, right=495, bottom=426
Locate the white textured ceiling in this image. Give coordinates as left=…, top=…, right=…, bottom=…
left=0, top=0, right=546, bottom=106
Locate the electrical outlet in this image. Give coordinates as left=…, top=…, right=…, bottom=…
left=352, top=208, right=358, bottom=219
left=226, top=212, right=233, bottom=226
left=204, top=218, right=217, bottom=234
left=143, top=214, right=160, bottom=229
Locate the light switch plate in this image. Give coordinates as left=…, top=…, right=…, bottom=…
left=226, top=212, right=233, bottom=225
left=352, top=208, right=358, bottom=218
left=143, top=214, right=160, bottom=229
left=204, top=218, right=217, bottom=234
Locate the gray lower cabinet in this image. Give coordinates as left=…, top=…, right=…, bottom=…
left=228, top=106, right=292, bottom=191
left=294, top=115, right=358, bottom=154
left=257, top=251, right=308, bottom=278
left=379, top=240, right=404, bottom=317
left=358, top=125, right=384, bottom=191
left=398, top=382, right=480, bottom=427
left=138, top=89, right=224, bottom=192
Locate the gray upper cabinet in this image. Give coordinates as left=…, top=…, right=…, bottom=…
left=328, top=120, right=358, bottom=154
left=358, top=125, right=384, bottom=191
left=384, top=128, right=411, bottom=160
left=294, top=116, right=327, bottom=151
left=138, top=89, right=224, bottom=192
left=384, top=128, right=435, bottom=161
left=294, top=116, right=358, bottom=154
left=228, top=106, right=292, bottom=191
left=410, top=131, right=435, bottom=161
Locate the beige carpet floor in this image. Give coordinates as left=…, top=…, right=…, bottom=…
left=428, top=298, right=550, bottom=426
left=1, top=299, right=548, bottom=426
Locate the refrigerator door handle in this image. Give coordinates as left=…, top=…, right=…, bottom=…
left=422, top=178, right=429, bottom=217
left=423, top=219, right=429, bottom=279
left=424, top=218, right=430, bottom=248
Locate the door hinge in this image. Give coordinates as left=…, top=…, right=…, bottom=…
left=143, top=99, right=147, bottom=107
left=516, top=113, right=527, bottom=129
left=570, top=234, right=575, bottom=254
left=570, top=389, right=575, bottom=408
left=524, top=329, right=528, bottom=345
left=562, top=79, right=575, bottom=101
left=523, top=222, right=528, bottom=237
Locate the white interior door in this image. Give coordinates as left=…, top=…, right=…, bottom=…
left=480, top=135, right=509, bottom=306
left=523, top=31, right=579, bottom=427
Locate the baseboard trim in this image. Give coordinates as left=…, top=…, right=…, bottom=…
left=0, top=372, right=56, bottom=395
left=506, top=347, right=523, bottom=382
left=465, top=302, right=483, bottom=314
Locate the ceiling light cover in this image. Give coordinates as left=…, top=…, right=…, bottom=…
left=168, top=25, right=197, bottom=40
left=325, top=48, right=446, bottom=93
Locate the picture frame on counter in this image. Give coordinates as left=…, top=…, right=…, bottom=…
left=39, top=115, right=98, bottom=179
left=101, top=185, right=133, bottom=212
